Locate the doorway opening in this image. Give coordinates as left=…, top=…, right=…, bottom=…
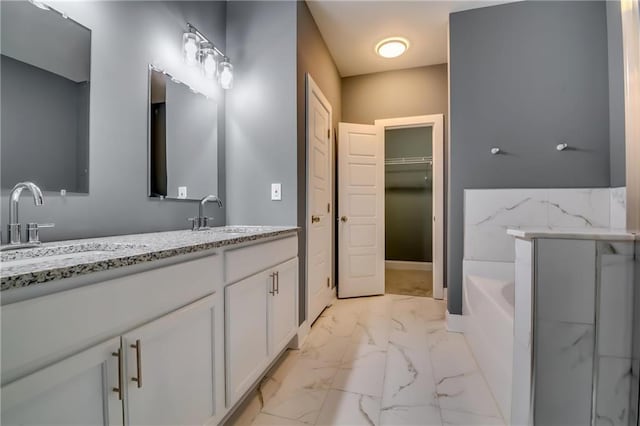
left=376, top=115, right=444, bottom=300
left=383, top=126, right=433, bottom=297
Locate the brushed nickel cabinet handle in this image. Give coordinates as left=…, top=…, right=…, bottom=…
left=269, top=273, right=276, bottom=295
left=112, top=349, right=123, bottom=400
left=275, top=271, right=280, bottom=295
left=131, top=339, right=142, bottom=388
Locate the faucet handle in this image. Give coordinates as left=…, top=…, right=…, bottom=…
left=187, top=217, right=200, bottom=231
left=26, top=223, right=55, bottom=244
left=201, top=217, right=215, bottom=229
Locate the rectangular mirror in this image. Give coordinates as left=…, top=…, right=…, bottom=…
left=148, top=67, right=218, bottom=201
left=0, top=1, right=91, bottom=194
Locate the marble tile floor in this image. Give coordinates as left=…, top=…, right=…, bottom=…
left=229, top=295, right=505, bottom=426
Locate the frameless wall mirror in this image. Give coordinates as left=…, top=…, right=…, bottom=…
left=0, top=1, right=91, bottom=194
left=148, top=67, right=218, bottom=201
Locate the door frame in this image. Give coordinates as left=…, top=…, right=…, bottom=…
left=374, top=114, right=445, bottom=300
left=304, top=74, right=334, bottom=334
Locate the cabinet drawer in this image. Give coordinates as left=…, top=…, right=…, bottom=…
left=224, top=236, right=297, bottom=284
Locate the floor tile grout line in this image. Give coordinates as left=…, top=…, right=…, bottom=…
left=374, top=297, right=394, bottom=425
left=311, top=302, right=367, bottom=425
left=423, top=299, right=447, bottom=426
left=458, top=332, right=507, bottom=423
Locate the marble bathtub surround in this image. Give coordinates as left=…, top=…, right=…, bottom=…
left=507, top=227, right=637, bottom=241
left=534, top=321, right=595, bottom=426
left=610, top=187, right=627, bottom=229
left=464, top=187, right=627, bottom=263
left=236, top=295, right=504, bottom=426
left=0, top=226, right=299, bottom=290
left=512, top=235, right=638, bottom=426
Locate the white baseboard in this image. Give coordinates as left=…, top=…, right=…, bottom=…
left=385, top=260, right=433, bottom=271
left=446, top=310, right=464, bottom=333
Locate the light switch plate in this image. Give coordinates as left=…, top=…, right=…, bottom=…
left=271, top=183, right=282, bottom=201
left=178, top=186, right=187, bottom=199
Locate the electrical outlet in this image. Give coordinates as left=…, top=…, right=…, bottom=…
left=271, top=183, right=282, bottom=201
left=178, top=186, right=187, bottom=199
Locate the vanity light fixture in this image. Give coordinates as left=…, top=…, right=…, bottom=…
left=200, top=43, right=217, bottom=80
left=182, top=23, right=233, bottom=89
left=218, top=61, right=234, bottom=89
left=182, top=32, right=199, bottom=66
left=375, top=37, right=409, bottom=58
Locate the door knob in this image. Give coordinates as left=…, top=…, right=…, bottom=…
left=311, top=215, right=320, bottom=224
left=340, top=216, right=348, bottom=223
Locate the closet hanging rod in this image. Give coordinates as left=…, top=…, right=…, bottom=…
left=385, top=156, right=433, bottom=165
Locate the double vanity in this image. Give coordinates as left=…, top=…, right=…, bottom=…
left=1, top=2, right=299, bottom=425
left=0, top=226, right=299, bottom=425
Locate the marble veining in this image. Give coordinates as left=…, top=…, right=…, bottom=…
left=0, top=226, right=298, bottom=291
left=610, top=187, right=627, bottom=229
left=464, top=188, right=629, bottom=262
left=235, top=295, right=505, bottom=426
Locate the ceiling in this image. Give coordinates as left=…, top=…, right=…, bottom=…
left=306, top=0, right=515, bottom=77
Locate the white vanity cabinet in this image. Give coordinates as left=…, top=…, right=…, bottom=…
left=1, top=337, right=123, bottom=426
left=225, top=258, right=299, bottom=406
left=123, top=293, right=218, bottom=426
left=224, top=237, right=299, bottom=407
left=1, top=294, right=220, bottom=426
left=1, top=231, right=299, bottom=425
left=268, top=258, right=298, bottom=355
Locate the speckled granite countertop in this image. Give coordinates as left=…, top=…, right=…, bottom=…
left=0, top=226, right=299, bottom=291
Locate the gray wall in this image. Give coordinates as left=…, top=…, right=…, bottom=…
left=296, top=1, right=342, bottom=324
left=385, top=127, right=433, bottom=263
left=607, top=1, right=626, bottom=187
left=342, top=64, right=448, bottom=125
left=1, top=55, right=88, bottom=193
left=0, top=1, right=227, bottom=240
left=225, top=1, right=298, bottom=226
left=449, top=1, right=611, bottom=314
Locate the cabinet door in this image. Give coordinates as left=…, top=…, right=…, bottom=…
left=225, top=271, right=269, bottom=406
left=269, top=258, right=299, bottom=356
left=123, top=293, right=218, bottom=426
left=1, top=337, right=123, bottom=426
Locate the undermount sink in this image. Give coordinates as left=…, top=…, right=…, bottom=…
left=0, top=242, right=149, bottom=269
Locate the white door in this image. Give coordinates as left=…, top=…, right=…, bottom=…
left=338, top=123, right=385, bottom=298
left=306, top=75, right=334, bottom=324
left=123, top=294, right=218, bottom=426
left=268, top=258, right=299, bottom=355
left=1, top=337, right=123, bottom=426
left=225, top=272, right=269, bottom=406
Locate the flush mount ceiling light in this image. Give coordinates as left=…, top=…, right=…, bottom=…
left=182, top=23, right=233, bottom=89
left=375, top=37, right=409, bottom=58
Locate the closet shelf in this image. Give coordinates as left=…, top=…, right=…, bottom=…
left=385, top=156, right=433, bottom=166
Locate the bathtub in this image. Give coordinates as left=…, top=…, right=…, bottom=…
left=463, top=260, right=514, bottom=423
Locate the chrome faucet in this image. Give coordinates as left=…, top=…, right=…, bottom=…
left=189, top=195, right=223, bottom=231
left=7, top=182, right=44, bottom=245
